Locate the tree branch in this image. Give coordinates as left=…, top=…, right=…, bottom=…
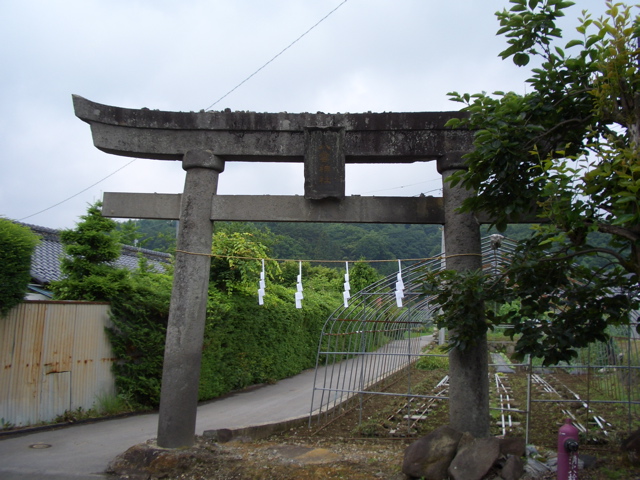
left=526, top=116, right=593, bottom=153
left=596, top=223, right=640, bottom=243
left=538, top=247, right=628, bottom=266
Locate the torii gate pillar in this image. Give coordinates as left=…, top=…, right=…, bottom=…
left=157, top=150, right=224, bottom=448
left=438, top=152, right=490, bottom=438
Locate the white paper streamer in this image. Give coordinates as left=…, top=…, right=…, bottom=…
left=343, top=261, right=351, bottom=308
left=295, top=261, right=303, bottom=308
left=258, top=259, right=266, bottom=305
left=395, top=259, right=404, bottom=307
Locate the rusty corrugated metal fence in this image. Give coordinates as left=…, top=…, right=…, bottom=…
left=0, top=301, right=116, bottom=427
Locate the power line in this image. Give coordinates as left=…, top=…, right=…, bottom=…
left=203, top=0, right=349, bottom=111
left=359, top=179, right=442, bottom=196
left=19, top=160, right=137, bottom=222
left=176, top=250, right=481, bottom=264
left=20, top=3, right=350, bottom=223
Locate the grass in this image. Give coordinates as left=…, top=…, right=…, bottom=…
left=95, top=392, right=135, bottom=416
left=415, top=345, right=449, bottom=371
left=50, top=393, right=137, bottom=425
left=1, top=418, right=14, bottom=430
left=486, top=328, right=518, bottom=342
left=0, top=391, right=141, bottom=432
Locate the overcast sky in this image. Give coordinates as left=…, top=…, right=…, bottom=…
left=1, top=0, right=611, bottom=230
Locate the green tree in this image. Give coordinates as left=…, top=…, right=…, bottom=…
left=50, top=202, right=129, bottom=301
left=130, top=219, right=177, bottom=253
left=351, top=231, right=393, bottom=263
left=432, top=0, right=640, bottom=365
left=0, top=219, right=39, bottom=316
left=209, top=231, right=275, bottom=292
left=116, top=220, right=148, bottom=248
left=349, top=261, right=382, bottom=293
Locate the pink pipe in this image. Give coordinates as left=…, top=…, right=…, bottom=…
left=557, top=418, right=579, bottom=480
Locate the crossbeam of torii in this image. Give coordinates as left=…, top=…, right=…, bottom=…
left=73, top=95, right=520, bottom=448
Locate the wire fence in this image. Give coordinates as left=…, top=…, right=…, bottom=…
left=309, top=236, right=640, bottom=442
left=309, top=235, right=513, bottom=423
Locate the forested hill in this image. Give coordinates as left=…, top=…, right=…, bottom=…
left=259, top=222, right=442, bottom=261
left=120, top=220, right=442, bottom=274
left=119, top=220, right=536, bottom=275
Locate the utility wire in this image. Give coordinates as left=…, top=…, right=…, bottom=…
left=176, top=250, right=482, bottom=264
left=19, top=160, right=137, bottom=222
left=203, top=0, right=349, bottom=111
left=21, top=3, right=349, bottom=222
left=359, top=179, right=441, bottom=196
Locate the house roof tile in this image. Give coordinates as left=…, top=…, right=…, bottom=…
left=19, top=223, right=173, bottom=284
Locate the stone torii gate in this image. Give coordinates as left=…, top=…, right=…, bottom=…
left=73, top=95, right=492, bottom=448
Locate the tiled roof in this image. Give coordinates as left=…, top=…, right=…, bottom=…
left=20, top=223, right=173, bottom=285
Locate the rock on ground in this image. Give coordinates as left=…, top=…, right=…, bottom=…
left=402, top=425, right=463, bottom=479
left=448, top=436, right=501, bottom=480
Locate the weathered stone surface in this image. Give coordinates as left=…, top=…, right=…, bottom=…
left=457, top=431, right=475, bottom=451
left=72, top=95, right=471, bottom=162
left=156, top=151, right=222, bottom=448
left=439, top=157, right=489, bottom=438
left=203, top=428, right=233, bottom=443
left=107, top=442, right=197, bottom=479
left=491, top=353, right=516, bottom=373
left=524, top=457, right=552, bottom=477
left=500, top=454, right=524, bottom=480
left=103, top=192, right=448, bottom=224
left=448, top=436, right=501, bottom=480
left=622, top=427, right=640, bottom=466
left=499, top=436, right=526, bottom=457
left=304, top=127, right=345, bottom=199
left=545, top=454, right=558, bottom=471
left=402, top=425, right=463, bottom=479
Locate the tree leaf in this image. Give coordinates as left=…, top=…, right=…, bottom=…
left=513, top=53, right=531, bottom=66
left=565, top=39, right=583, bottom=49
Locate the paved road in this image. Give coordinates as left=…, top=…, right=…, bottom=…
left=0, top=335, right=431, bottom=479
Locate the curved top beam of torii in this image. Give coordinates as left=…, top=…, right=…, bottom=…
left=72, top=94, right=472, bottom=163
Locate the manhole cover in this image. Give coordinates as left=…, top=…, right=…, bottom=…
left=29, top=443, right=52, bottom=449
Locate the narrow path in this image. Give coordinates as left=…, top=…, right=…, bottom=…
left=0, top=335, right=431, bottom=479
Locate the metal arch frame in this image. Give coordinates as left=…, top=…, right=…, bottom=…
left=309, top=236, right=518, bottom=424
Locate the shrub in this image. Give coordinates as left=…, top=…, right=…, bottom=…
left=106, top=269, right=172, bottom=407
left=0, top=219, right=39, bottom=316
left=198, top=282, right=340, bottom=400
left=106, top=260, right=342, bottom=408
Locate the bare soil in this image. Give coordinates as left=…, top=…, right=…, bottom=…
left=153, top=365, right=640, bottom=480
